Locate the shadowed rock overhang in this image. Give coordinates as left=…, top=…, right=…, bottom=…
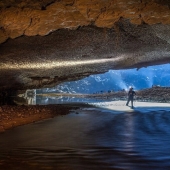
left=0, top=0, right=170, bottom=90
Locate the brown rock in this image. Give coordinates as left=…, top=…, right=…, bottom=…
left=0, top=29, right=8, bottom=44
left=141, top=2, right=170, bottom=25
left=17, top=113, right=21, bottom=117
left=0, top=0, right=170, bottom=41
left=0, top=7, right=31, bottom=39
left=0, top=126, right=5, bottom=132
left=0, top=0, right=170, bottom=91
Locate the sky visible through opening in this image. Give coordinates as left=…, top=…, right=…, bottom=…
left=41, top=63, right=170, bottom=94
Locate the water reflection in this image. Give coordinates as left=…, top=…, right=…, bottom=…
left=0, top=106, right=170, bottom=170
left=18, top=89, right=36, bottom=105
left=122, top=112, right=135, bottom=153
left=16, top=89, right=110, bottom=105
left=36, top=95, right=109, bottom=105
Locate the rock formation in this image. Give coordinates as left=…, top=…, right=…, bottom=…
left=0, top=0, right=170, bottom=90
left=1, top=0, right=170, bottom=43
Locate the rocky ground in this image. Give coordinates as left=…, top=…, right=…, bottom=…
left=88, top=87, right=170, bottom=103
left=134, top=87, right=170, bottom=102
left=0, top=104, right=89, bottom=133
left=0, top=86, right=169, bottom=133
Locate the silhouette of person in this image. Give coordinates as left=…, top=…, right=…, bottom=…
left=126, top=87, right=136, bottom=108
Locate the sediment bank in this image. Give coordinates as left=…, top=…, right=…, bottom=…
left=0, top=104, right=87, bottom=133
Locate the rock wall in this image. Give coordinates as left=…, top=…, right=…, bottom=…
left=1, top=20, right=170, bottom=90
left=0, top=0, right=170, bottom=43
left=0, top=0, right=170, bottom=90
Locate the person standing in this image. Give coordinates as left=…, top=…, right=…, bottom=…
left=126, top=87, right=136, bottom=108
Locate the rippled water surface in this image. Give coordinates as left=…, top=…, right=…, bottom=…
left=0, top=104, right=170, bottom=170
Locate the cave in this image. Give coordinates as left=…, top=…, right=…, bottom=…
left=0, top=0, right=170, bottom=169
left=0, top=0, right=170, bottom=91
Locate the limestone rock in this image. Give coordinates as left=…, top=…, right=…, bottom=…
left=0, top=28, right=8, bottom=43
left=0, top=21, right=170, bottom=90
left=24, top=2, right=90, bottom=36
left=151, top=24, right=170, bottom=44
left=141, top=2, right=170, bottom=25
left=0, top=0, right=170, bottom=43
left=0, top=0, right=170, bottom=90
left=0, top=7, right=31, bottom=38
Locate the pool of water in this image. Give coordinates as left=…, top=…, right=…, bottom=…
left=0, top=104, right=170, bottom=170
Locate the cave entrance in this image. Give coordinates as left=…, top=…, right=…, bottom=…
left=15, top=63, right=170, bottom=105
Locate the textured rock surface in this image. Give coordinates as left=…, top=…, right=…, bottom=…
left=0, top=104, right=83, bottom=132
left=0, top=0, right=170, bottom=43
left=0, top=0, right=170, bottom=90
left=1, top=21, right=170, bottom=90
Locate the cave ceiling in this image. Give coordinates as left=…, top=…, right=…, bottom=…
left=0, top=0, right=170, bottom=90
